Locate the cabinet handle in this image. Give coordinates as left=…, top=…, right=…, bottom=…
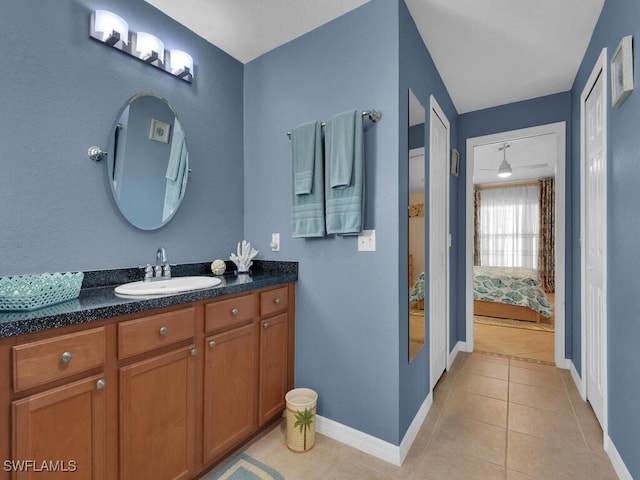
left=231, top=308, right=239, bottom=316
left=209, top=340, right=216, bottom=349
left=60, top=351, right=73, bottom=364
left=263, top=322, right=270, bottom=329
left=191, top=348, right=198, bottom=357
left=274, top=298, right=281, bottom=305
left=159, top=326, right=168, bottom=336
left=96, top=379, right=106, bottom=390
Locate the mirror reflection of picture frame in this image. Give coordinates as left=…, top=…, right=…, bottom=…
left=149, top=118, right=171, bottom=143
left=451, top=148, right=460, bottom=177
left=611, top=35, right=634, bottom=108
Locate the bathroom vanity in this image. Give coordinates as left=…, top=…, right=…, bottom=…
left=0, top=263, right=296, bottom=480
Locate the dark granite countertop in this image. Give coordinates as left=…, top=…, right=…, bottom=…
left=0, top=261, right=297, bottom=339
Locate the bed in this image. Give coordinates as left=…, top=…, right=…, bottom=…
left=409, top=254, right=424, bottom=310
left=473, top=266, right=552, bottom=323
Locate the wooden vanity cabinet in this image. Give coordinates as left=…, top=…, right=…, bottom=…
left=118, top=308, right=197, bottom=480
left=1, top=282, right=294, bottom=480
left=9, top=327, right=108, bottom=480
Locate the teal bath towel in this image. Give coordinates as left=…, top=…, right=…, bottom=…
left=325, top=110, right=364, bottom=235
left=291, top=121, right=325, bottom=237
left=163, top=120, right=188, bottom=221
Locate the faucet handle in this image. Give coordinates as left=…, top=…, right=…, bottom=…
left=162, top=264, right=171, bottom=278
left=142, top=264, right=153, bottom=282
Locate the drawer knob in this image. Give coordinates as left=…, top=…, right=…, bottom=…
left=60, top=351, right=73, bottom=364
left=231, top=308, right=239, bottom=316
left=263, top=322, right=270, bottom=329
left=191, top=348, right=198, bottom=357
left=96, top=379, right=106, bottom=390
left=274, top=298, right=281, bottom=305
left=209, top=340, right=216, bottom=349
left=159, top=326, right=168, bottom=336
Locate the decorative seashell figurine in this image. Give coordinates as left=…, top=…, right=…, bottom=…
left=230, top=240, right=259, bottom=273
left=210, top=259, right=226, bottom=276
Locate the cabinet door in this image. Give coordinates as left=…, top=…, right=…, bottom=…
left=119, top=346, right=197, bottom=480
left=258, top=313, right=288, bottom=426
left=203, top=323, right=257, bottom=463
left=12, top=374, right=106, bottom=480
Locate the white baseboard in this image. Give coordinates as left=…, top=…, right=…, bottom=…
left=604, top=435, right=633, bottom=480
left=556, top=357, right=571, bottom=370
left=315, top=394, right=433, bottom=466
left=447, top=341, right=464, bottom=368
left=569, top=360, right=586, bottom=400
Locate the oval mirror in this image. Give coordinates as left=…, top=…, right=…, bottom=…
left=108, top=93, right=189, bottom=230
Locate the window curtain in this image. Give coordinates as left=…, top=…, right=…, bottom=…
left=538, top=178, right=555, bottom=292
left=474, top=186, right=481, bottom=266
left=479, top=185, right=540, bottom=269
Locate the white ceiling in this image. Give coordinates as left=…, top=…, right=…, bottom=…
left=145, top=0, right=604, bottom=114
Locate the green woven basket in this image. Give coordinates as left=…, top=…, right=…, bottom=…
left=0, top=272, right=84, bottom=311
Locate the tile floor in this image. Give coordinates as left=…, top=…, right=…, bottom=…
left=207, top=352, right=619, bottom=479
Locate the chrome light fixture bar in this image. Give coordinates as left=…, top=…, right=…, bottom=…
left=89, top=10, right=194, bottom=83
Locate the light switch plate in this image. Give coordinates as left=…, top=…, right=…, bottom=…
left=270, top=233, right=280, bottom=251
left=358, top=230, right=376, bottom=252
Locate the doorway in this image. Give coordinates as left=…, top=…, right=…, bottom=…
left=465, top=122, right=566, bottom=366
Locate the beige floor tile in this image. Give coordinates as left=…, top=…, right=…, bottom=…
left=506, top=470, right=537, bottom=480
left=590, top=452, right=621, bottom=480
left=509, top=365, right=565, bottom=391
left=580, top=423, right=608, bottom=458
left=461, top=358, right=509, bottom=380
left=428, top=416, right=506, bottom=466
left=509, top=358, right=557, bottom=372
left=415, top=450, right=505, bottom=480
left=509, top=382, right=572, bottom=413
left=453, top=370, right=509, bottom=401
left=442, top=390, right=507, bottom=428
left=507, top=431, right=597, bottom=479
left=507, top=403, right=585, bottom=450
left=469, top=351, right=510, bottom=365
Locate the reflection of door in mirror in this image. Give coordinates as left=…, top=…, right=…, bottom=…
left=108, top=93, right=189, bottom=230
left=408, top=89, right=426, bottom=362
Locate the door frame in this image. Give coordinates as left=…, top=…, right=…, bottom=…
left=429, top=95, right=450, bottom=388
left=580, top=48, right=608, bottom=434
left=465, top=122, right=567, bottom=366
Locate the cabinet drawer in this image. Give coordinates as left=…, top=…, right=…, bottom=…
left=205, top=294, right=257, bottom=333
left=260, top=286, right=288, bottom=317
left=13, top=327, right=106, bottom=392
left=118, top=307, right=196, bottom=359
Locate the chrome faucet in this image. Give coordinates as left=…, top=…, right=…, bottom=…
left=156, top=246, right=171, bottom=279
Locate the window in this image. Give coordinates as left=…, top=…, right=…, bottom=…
left=479, top=185, right=539, bottom=269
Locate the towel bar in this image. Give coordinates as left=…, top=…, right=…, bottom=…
left=286, top=109, right=381, bottom=138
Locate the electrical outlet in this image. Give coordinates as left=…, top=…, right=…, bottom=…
left=270, top=233, right=280, bottom=252
left=357, top=230, right=376, bottom=252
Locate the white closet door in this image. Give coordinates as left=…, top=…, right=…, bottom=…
left=429, top=98, right=449, bottom=388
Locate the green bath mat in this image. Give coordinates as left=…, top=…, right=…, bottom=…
left=207, top=453, right=284, bottom=480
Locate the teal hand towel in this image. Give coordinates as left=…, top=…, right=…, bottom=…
left=325, top=110, right=364, bottom=235
left=291, top=121, right=325, bottom=237
left=327, top=110, right=356, bottom=189
left=165, top=121, right=184, bottom=181
left=292, top=121, right=319, bottom=195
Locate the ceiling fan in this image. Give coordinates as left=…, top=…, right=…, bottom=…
left=480, top=143, right=548, bottom=178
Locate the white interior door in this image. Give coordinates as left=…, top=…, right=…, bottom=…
left=429, top=97, right=449, bottom=388
left=582, top=56, right=607, bottom=429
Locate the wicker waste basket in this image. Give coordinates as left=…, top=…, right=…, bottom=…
left=285, top=388, right=317, bottom=452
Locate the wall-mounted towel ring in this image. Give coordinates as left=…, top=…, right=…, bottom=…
left=286, top=109, right=381, bottom=138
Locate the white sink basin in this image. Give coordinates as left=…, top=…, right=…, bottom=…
left=115, top=276, right=222, bottom=296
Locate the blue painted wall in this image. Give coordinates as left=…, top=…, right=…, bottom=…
left=0, top=0, right=244, bottom=275
left=456, top=93, right=572, bottom=354
left=398, top=0, right=458, bottom=439
left=244, top=0, right=402, bottom=444
left=571, top=0, right=640, bottom=475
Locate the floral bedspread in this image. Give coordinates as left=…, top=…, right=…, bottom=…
left=409, top=272, right=425, bottom=305
left=473, top=266, right=552, bottom=318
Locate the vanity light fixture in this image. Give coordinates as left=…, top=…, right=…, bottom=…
left=88, top=10, right=194, bottom=83
left=90, top=10, right=129, bottom=50
left=168, top=50, right=194, bottom=82
left=134, top=32, right=164, bottom=66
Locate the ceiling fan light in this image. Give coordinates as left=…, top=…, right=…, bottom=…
left=497, top=159, right=512, bottom=178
